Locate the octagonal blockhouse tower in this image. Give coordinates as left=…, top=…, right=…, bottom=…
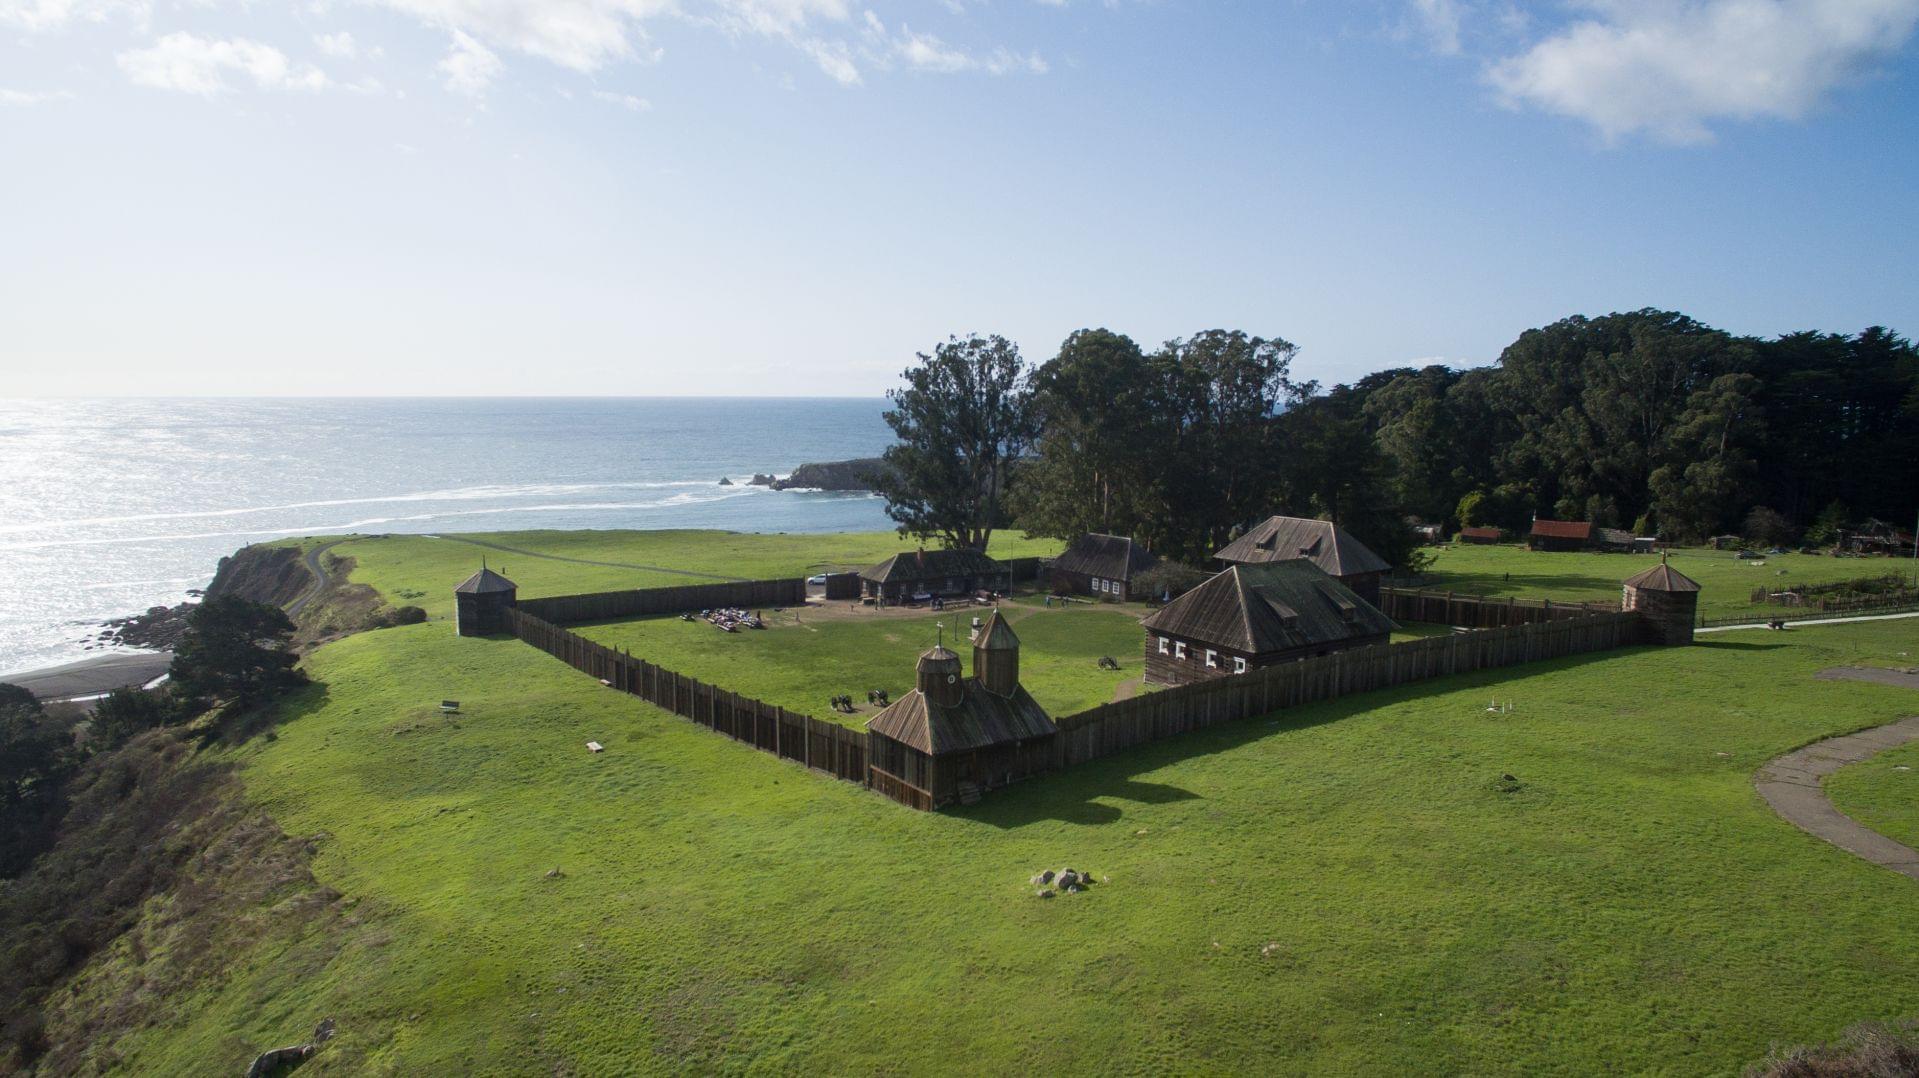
left=454, top=564, right=518, bottom=637
left=1621, top=558, right=1700, bottom=646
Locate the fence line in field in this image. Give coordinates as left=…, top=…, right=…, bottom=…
left=1052, top=611, right=1643, bottom=768
left=497, top=578, right=1651, bottom=808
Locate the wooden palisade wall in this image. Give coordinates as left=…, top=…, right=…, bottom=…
left=1056, top=611, right=1643, bottom=768
left=505, top=606, right=868, bottom=785
left=496, top=577, right=1651, bottom=809
left=518, top=578, right=806, bottom=625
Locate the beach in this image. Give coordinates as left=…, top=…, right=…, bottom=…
left=6, top=650, right=173, bottom=702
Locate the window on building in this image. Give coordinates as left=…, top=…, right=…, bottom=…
left=1158, top=636, right=1170, bottom=655
left=1234, top=656, right=1248, bottom=674
left=1174, top=641, right=1187, bottom=659
left=1205, top=649, right=1218, bottom=668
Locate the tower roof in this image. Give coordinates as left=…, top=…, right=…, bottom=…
left=454, top=567, right=517, bottom=594
left=916, top=644, right=962, bottom=671
left=1622, top=560, right=1700, bottom=593
left=974, top=609, right=1018, bottom=651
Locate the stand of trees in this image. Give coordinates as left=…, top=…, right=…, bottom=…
left=0, top=596, right=307, bottom=878
left=878, top=310, right=1918, bottom=561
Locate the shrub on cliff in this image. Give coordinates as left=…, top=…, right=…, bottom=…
left=168, top=596, right=307, bottom=716
left=90, top=687, right=171, bottom=751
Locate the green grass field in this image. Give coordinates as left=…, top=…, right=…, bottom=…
left=1420, top=542, right=1918, bottom=618
left=1828, top=737, right=1919, bottom=852
left=54, top=529, right=1919, bottom=1074
left=291, top=528, right=1067, bottom=620
left=577, top=598, right=1144, bottom=723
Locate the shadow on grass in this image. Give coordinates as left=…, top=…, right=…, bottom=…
left=1692, top=639, right=1790, bottom=652
left=956, top=644, right=1654, bottom=829
left=203, top=680, right=332, bottom=747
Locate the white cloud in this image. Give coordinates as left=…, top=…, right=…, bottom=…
left=315, top=31, right=360, bottom=59
left=591, top=88, right=650, bottom=110
left=1405, top=0, right=1464, bottom=55
left=377, top=0, right=674, bottom=71
left=117, top=33, right=330, bottom=94
left=1488, top=0, right=1919, bottom=143
left=15, top=0, right=1051, bottom=98
left=0, top=87, right=75, bottom=103
left=0, top=0, right=145, bottom=32
left=858, top=12, right=1047, bottom=77
left=438, top=28, right=500, bottom=95
left=894, top=24, right=973, bottom=73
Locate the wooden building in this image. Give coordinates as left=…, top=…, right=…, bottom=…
left=1843, top=520, right=1918, bottom=556
left=1527, top=518, right=1594, bottom=552
left=1049, top=533, right=1157, bottom=602
left=454, top=565, right=517, bottom=636
left=1140, top=561, right=1395, bottom=687
left=1595, top=527, right=1638, bottom=553
left=1212, top=515, right=1391, bottom=605
left=1621, top=558, right=1700, bottom=645
left=859, top=548, right=1010, bottom=603
left=1458, top=526, right=1504, bottom=545
left=865, top=611, right=1058, bottom=808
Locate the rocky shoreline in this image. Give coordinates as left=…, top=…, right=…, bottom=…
left=769, top=457, right=894, bottom=492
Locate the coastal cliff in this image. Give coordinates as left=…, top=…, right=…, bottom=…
left=771, top=457, right=894, bottom=492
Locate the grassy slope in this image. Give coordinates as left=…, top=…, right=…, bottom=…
left=304, top=529, right=1065, bottom=620
left=1419, top=543, right=1916, bottom=618
left=85, top=614, right=1919, bottom=1074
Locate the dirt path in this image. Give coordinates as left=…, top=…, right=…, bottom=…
left=427, top=535, right=739, bottom=583
left=1753, top=668, right=1919, bottom=882
left=1111, top=676, right=1142, bottom=703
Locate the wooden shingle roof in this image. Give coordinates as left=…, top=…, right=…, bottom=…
left=1213, top=516, right=1391, bottom=576
left=454, top=567, right=517, bottom=594
left=865, top=680, right=1056, bottom=755
left=1528, top=519, right=1593, bottom=541
left=973, top=608, right=1018, bottom=651
left=1622, top=562, right=1701, bottom=593
left=1458, top=526, right=1504, bottom=540
left=1050, top=533, right=1158, bottom=582
left=1141, top=561, right=1395, bottom=656
left=860, top=548, right=1004, bottom=585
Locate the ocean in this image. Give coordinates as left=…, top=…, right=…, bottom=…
left=0, top=398, right=896, bottom=677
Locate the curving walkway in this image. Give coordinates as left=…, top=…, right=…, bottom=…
left=287, top=538, right=346, bottom=617
left=1754, top=668, right=1919, bottom=882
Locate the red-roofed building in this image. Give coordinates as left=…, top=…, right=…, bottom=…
left=1527, top=518, right=1594, bottom=553
left=1457, top=526, right=1504, bottom=545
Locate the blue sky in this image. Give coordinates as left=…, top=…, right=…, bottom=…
left=3, top=0, right=1916, bottom=396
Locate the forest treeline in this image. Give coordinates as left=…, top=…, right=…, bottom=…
left=873, top=310, right=1919, bottom=567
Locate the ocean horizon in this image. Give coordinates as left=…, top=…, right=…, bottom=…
left=0, top=397, right=898, bottom=676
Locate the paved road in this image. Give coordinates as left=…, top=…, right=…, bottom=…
left=287, top=538, right=347, bottom=618
left=1700, top=610, right=1919, bottom=634
left=1753, top=667, right=1919, bottom=882
left=428, top=534, right=740, bottom=582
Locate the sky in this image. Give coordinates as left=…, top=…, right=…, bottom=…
left=2, top=0, right=1916, bottom=397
